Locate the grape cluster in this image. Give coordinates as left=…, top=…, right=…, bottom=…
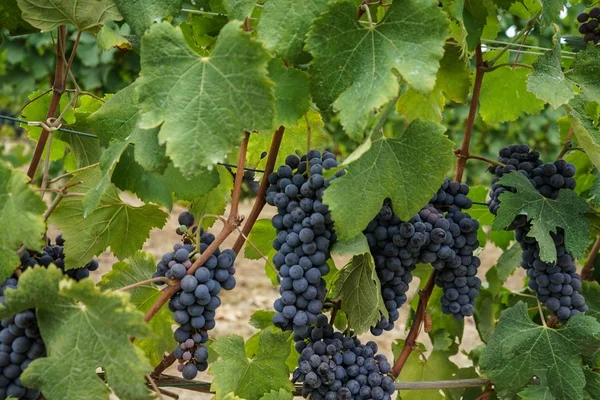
left=0, top=235, right=98, bottom=399
left=154, top=211, right=237, bottom=380
left=577, top=8, right=600, bottom=44
left=19, top=235, right=99, bottom=281
left=266, top=150, right=341, bottom=337
left=294, top=315, right=395, bottom=400
left=0, top=280, right=44, bottom=399
left=489, top=145, right=588, bottom=322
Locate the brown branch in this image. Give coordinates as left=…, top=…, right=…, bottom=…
left=582, top=235, right=600, bottom=281
left=27, top=25, right=67, bottom=180
left=391, top=271, right=437, bottom=379
left=230, top=132, right=250, bottom=221
left=232, top=126, right=285, bottom=254
left=151, top=353, right=177, bottom=380
left=329, top=301, right=341, bottom=325
left=557, top=127, right=574, bottom=160
left=455, top=151, right=506, bottom=168
left=455, top=44, right=484, bottom=183
left=65, top=31, right=82, bottom=81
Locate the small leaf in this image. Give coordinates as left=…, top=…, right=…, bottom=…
left=527, top=27, right=576, bottom=109
left=0, top=266, right=152, bottom=400
left=260, top=389, right=293, bottom=400
left=223, top=0, right=256, bottom=20
left=332, top=254, right=387, bottom=335
left=190, top=166, right=233, bottom=230
left=493, top=171, right=591, bottom=262
left=518, top=382, right=556, bottom=400
left=480, top=302, right=600, bottom=400
left=565, top=46, right=600, bottom=104
left=50, top=168, right=168, bottom=268
left=306, top=0, right=449, bottom=140
left=463, top=0, right=498, bottom=51
left=491, top=243, right=522, bottom=285
left=540, top=0, right=564, bottom=30
left=245, top=219, right=276, bottom=261
left=16, top=0, right=122, bottom=32
left=98, top=252, right=176, bottom=365
left=323, top=120, right=454, bottom=240
left=137, top=21, right=274, bottom=176
left=581, top=281, right=600, bottom=323
left=257, top=0, right=328, bottom=61
left=96, top=23, right=131, bottom=50
left=249, top=310, right=277, bottom=330
left=210, top=328, right=294, bottom=399
left=566, top=96, right=600, bottom=173
left=269, top=59, right=310, bottom=128
left=114, top=0, right=182, bottom=35
left=331, top=234, right=371, bottom=258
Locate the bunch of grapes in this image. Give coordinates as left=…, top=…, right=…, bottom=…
left=19, top=235, right=99, bottom=280
left=0, top=235, right=98, bottom=399
left=266, top=150, right=341, bottom=338
left=293, top=315, right=395, bottom=400
left=153, top=211, right=237, bottom=380
left=489, top=144, right=588, bottom=322
left=577, top=8, right=600, bottom=44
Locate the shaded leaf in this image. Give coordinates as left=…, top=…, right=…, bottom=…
left=190, top=166, right=233, bottom=230
left=114, top=0, right=183, bottom=35
left=269, top=59, right=310, bottom=128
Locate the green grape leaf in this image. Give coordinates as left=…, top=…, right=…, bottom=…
left=479, top=53, right=546, bottom=123
left=306, top=0, right=449, bottom=140
left=331, top=253, right=388, bottom=335
left=396, top=88, right=445, bottom=123
left=331, top=234, right=371, bottom=258
left=246, top=109, right=328, bottom=170
left=245, top=219, right=276, bottom=261
left=0, top=0, right=37, bottom=35
left=585, top=368, right=600, bottom=399
left=224, top=0, right=256, bottom=20
left=210, top=328, right=294, bottom=399
left=0, top=162, right=46, bottom=273
left=260, top=389, right=293, bottom=400
left=98, top=251, right=176, bottom=365
left=540, top=0, right=564, bottom=30
left=581, top=281, right=600, bottom=323
left=50, top=168, right=168, bottom=268
left=566, top=96, right=600, bottom=173
left=269, top=59, right=310, bottom=128
left=257, top=0, right=328, bottom=61
left=96, top=23, right=132, bottom=50
left=474, top=287, right=503, bottom=344
left=527, top=27, right=576, bottom=109
left=566, top=46, right=600, bottom=104
left=114, top=0, right=182, bottom=35
left=0, top=266, right=152, bottom=400
left=21, top=90, right=76, bottom=162
left=493, top=171, right=591, bottom=262
left=249, top=310, right=276, bottom=330
left=137, top=21, right=274, bottom=176
left=480, top=302, right=600, bottom=400
left=463, top=0, right=498, bottom=51
left=89, top=82, right=167, bottom=173
left=491, top=242, right=522, bottom=286
left=163, top=163, right=220, bottom=201
left=393, top=340, right=460, bottom=400
left=323, top=120, right=454, bottom=240
left=190, top=166, right=233, bottom=230
left=16, top=0, right=122, bottom=32
left=518, top=382, right=555, bottom=400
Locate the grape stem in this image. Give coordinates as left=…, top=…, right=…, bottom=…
left=117, top=277, right=173, bottom=292
left=537, top=300, right=547, bottom=328
left=151, top=353, right=177, bottom=380
left=482, top=62, right=533, bottom=72
left=487, top=10, right=540, bottom=68
left=27, top=25, right=67, bottom=180
left=232, top=126, right=285, bottom=254
left=48, top=162, right=100, bottom=183
left=146, top=375, right=165, bottom=400
left=454, top=151, right=506, bottom=168
left=391, top=270, right=437, bottom=379
left=556, top=127, right=574, bottom=160
left=581, top=235, right=600, bottom=281
left=454, top=44, right=484, bottom=182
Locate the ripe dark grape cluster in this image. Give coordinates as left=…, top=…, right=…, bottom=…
left=266, top=150, right=342, bottom=337
left=0, top=235, right=98, bottom=399
left=153, top=211, right=237, bottom=380
left=293, top=315, right=395, bottom=400
left=19, top=235, right=99, bottom=281
left=489, top=144, right=587, bottom=322
left=577, top=8, right=600, bottom=44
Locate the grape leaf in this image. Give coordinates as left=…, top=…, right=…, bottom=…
left=137, top=21, right=274, bottom=176
left=244, top=219, right=278, bottom=285
left=392, top=340, right=460, bottom=400
left=323, top=120, right=454, bottom=240
left=581, top=281, right=600, bottom=323
left=527, top=28, right=576, bottom=109
left=114, top=0, right=182, bottom=35
left=331, top=233, right=371, bottom=258
left=89, top=82, right=167, bottom=173
left=256, top=0, right=328, bottom=61
left=98, top=251, right=176, bottom=365
left=190, top=166, right=233, bottom=230
left=463, top=0, right=498, bottom=51
left=566, top=46, right=600, bottom=104
left=332, top=253, right=388, bottom=335
left=16, top=0, right=122, bottom=32
left=479, top=53, right=546, bottom=123
left=249, top=310, right=277, bottom=330
left=50, top=168, right=168, bottom=268
left=493, top=172, right=591, bottom=262
left=0, top=0, right=36, bottom=35
left=306, top=0, right=449, bottom=140
left=480, top=302, right=600, bottom=400
left=223, top=0, right=256, bottom=20
left=246, top=109, right=328, bottom=170
left=260, top=389, right=293, bottom=400
left=0, top=266, right=152, bottom=400
left=585, top=368, right=600, bottom=400
left=0, top=162, right=46, bottom=276
left=566, top=96, right=600, bottom=173
left=396, top=88, right=445, bottom=123
left=539, top=0, right=563, bottom=30
left=210, top=328, right=294, bottom=399
left=268, top=59, right=310, bottom=128
left=96, top=23, right=132, bottom=50
left=518, top=382, right=555, bottom=400
left=163, top=163, right=220, bottom=201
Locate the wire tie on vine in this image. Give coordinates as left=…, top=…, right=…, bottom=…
left=27, top=117, right=63, bottom=132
